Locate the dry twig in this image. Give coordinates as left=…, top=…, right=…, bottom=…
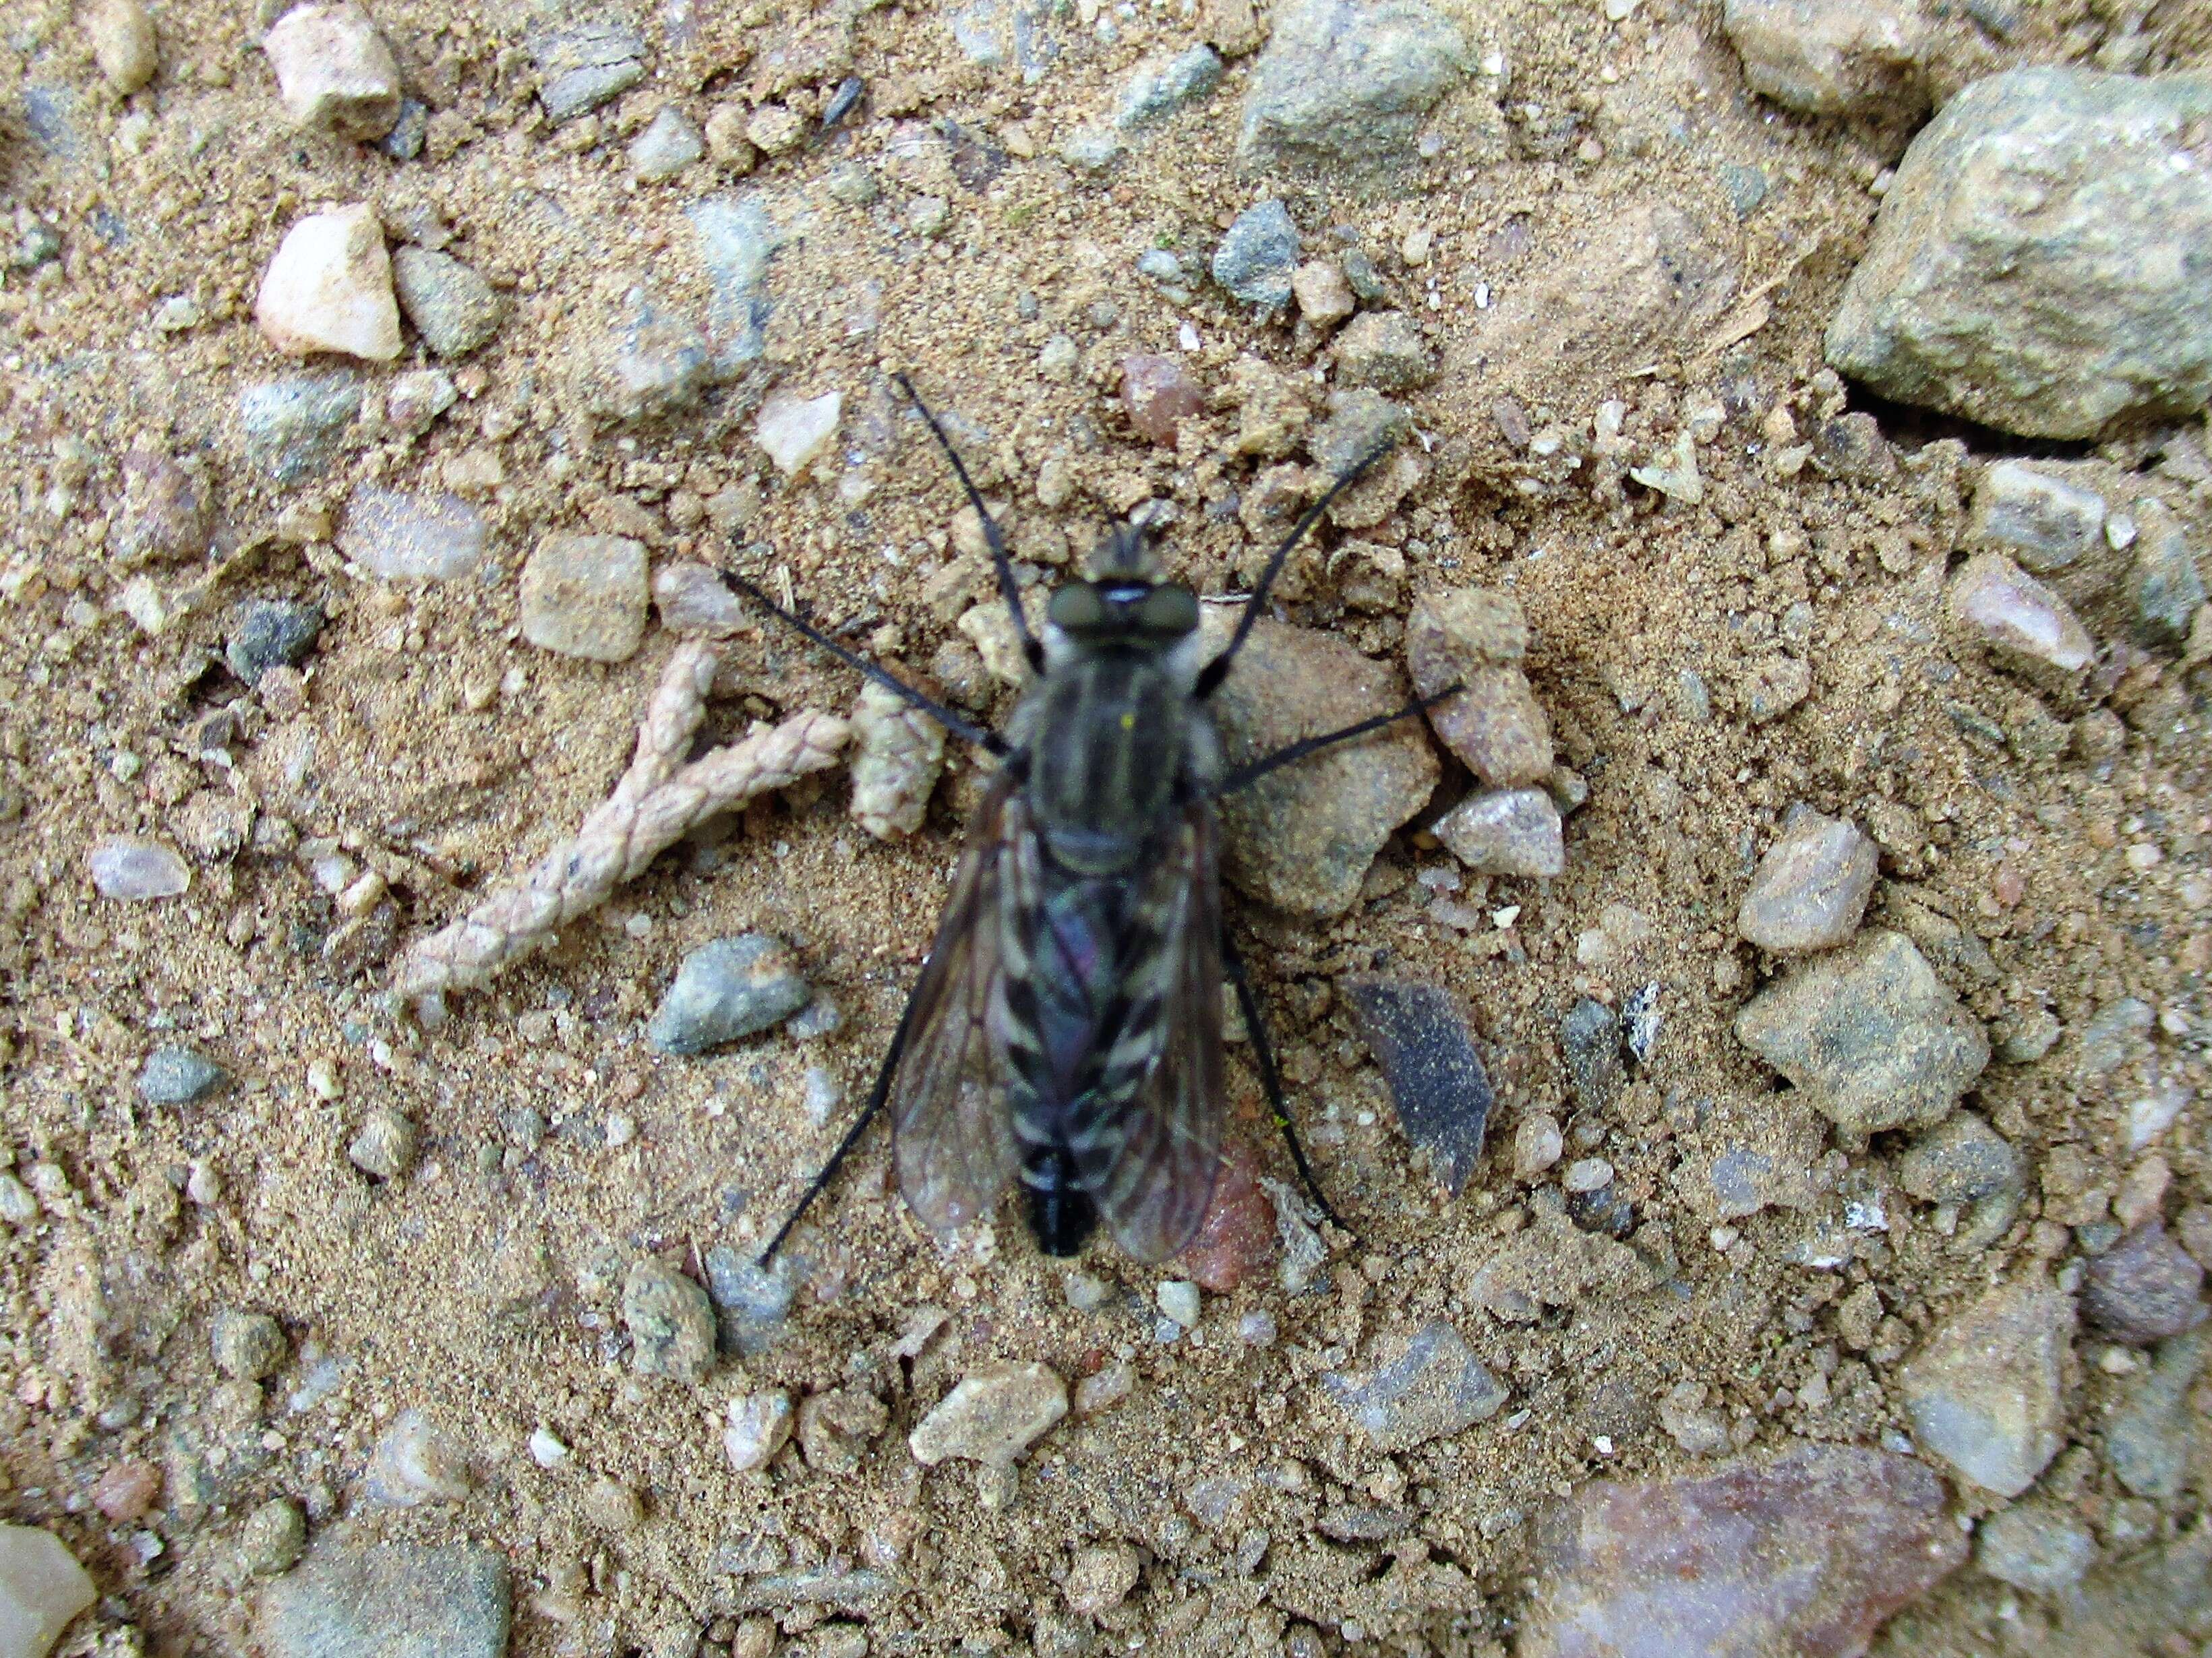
left=391, top=641, right=850, bottom=1008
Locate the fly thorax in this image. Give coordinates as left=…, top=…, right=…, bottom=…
left=1030, top=654, right=1184, bottom=875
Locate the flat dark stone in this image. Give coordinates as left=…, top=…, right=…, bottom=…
left=1340, top=975, right=1493, bottom=1194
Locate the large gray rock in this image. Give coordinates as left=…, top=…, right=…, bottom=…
left=1237, top=0, right=1466, bottom=174
left=1899, top=1276, right=2072, bottom=1497
left=1826, top=68, right=2212, bottom=439
left=1734, top=929, right=1990, bottom=1136
left=1519, top=1445, right=1966, bottom=1658
left=258, top=1542, right=511, bottom=1658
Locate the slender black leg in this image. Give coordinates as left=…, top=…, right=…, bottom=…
left=1196, top=437, right=1398, bottom=700
left=760, top=983, right=926, bottom=1264
left=1220, top=930, right=1354, bottom=1242
left=1216, top=685, right=1463, bottom=797
left=892, top=371, right=1044, bottom=675
left=720, top=570, right=1007, bottom=757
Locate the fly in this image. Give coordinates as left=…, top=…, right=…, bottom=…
left=731, top=375, right=1443, bottom=1266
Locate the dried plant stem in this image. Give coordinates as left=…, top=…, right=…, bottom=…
left=391, top=642, right=850, bottom=1006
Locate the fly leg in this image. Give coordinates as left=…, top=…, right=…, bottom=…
left=1215, top=685, right=1461, bottom=797
left=759, top=981, right=926, bottom=1264
left=1220, top=929, right=1354, bottom=1243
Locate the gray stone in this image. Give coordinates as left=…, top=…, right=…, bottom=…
left=1560, top=997, right=1623, bottom=1115
left=1825, top=68, right=2212, bottom=439
left=2130, top=501, right=2204, bottom=652
left=704, top=1246, right=798, bottom=1355
left=390, top=247, right=502, bottom=359
left=1116, top=44, right=1223, bottom=128
left=115, top=447, right=211, bottom=563
left=1518, top=1447, right=1965, bottom=1658
left=258, top=1542, right=510, bottom=1658
left=89, top=836, right=189, bottom=900
left=1435, top=788, right=1564, bottom=879
left=1976, top=1499, right=2095, bottom=1595
left=648, top=935, right=812, bottom=1054
left=336, top=486, right=485, bottom=582
left=1968, top=461, right=2107, bottom=574
left=240, top=373, right=361, bottom=483
left=1734, top=929, right=1990, bottom=1136
left=2104, top=1326, right=2208, bottom=1498
left=1200, top=609, right=1438, bottom=916
left=1334, top=309, right=1436, bottom=390
left=532, top=20, right=646, bottom=123
left=263, top=2, right=402, bottom=138
left=2083, top=1221, right=2208, bottom=1345
left=1899, top=1276, right=2072, bottom=1497
left=909, top=1363, right=1067, bottom=1465
left=1058, top=127, right=1126, bottom=173
left=1238, top=0, right=1467, bottom=174
left=623, top=1258, right=716, bottom=1382
left=1723, top=0, right=1925, bottom=120
left=1898, top=1112, right=2021, bottom=1204
left=2076, top=995, right=2154, bottom=1077
left=226, top=600, right=324, bottom=686
left=519, top=534, right=649, bottom=663
left=1340, top=977, right=1493, bottom=1194
left=584, top=285, right=712, bottom=422
left=212, top=1310, right=287, bottom=1380
left=630, top=106, right=705, bottom=181
left=686, top=195, right=781, bottom=372
left=1737, top=807, right=1878, bottom=952
left=1324, top=1322, right=1505, bottom=1451
left=1947, top=551, right=2096, bottom=683
left=138, top=1044, right=226, bottom=1105
left=1308, top=388, right=1412, bottom=476
left=1212, top=199, right=1301, bottom=309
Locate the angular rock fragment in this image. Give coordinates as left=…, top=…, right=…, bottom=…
left=255, top=203, right=402, bottom=362
left=1238, top=0, right=1468, bottom=175
left=1334, top=311, right=1435, bottom=392
left=0, top=1524, right=96, bottom=1658
left=1898, top=1275, right=2072, bottom=1497
left=1324, top=1322, right=1504, bottom=1451
left=2130, top=501, right=2205, bottom=654
left=1518, top=1445, right=1967, bottom=1657
left=1976, top=1499, right=2095, bottom=1595
left=1120, top=355, right=1204, bottom=446
left=648, top=935, right=812, bottom=1054
left=2083, top=1221, right=2207, bottom=1345
left=1340, top=976, right=1493, bottom=1193
left=1733, top=929, right=1989, bottom=1136
left=1967, top=461, right=2106, bottom=575
left=1212, top=199, right=1301, bottom=309
left=622, top=1258, right=716, bottom=1383
left=1946, top=552, right=2095, bottom=684
left=258, top=1542, right=510, bottom=1658
left=756, top=389, right=843, bottom=476
left=519, top=534, right=648, bottom=663
left=1435, top=788, right=1564, bottom=878
left=1737, top=807, right=1878, bottom=952
left=531, top=20, right=646, bottom=125
left=263, top=3, right=402, bottom=139
left=2103, top=1326, right=2207, bottom=1498
left=1723, top=0, right=1925, bottom=121
left=909, top=1363, right=1067, bottom=1466
left=391, top=248, right=504, bottom=359
left=337, top=486, right=485, bottom=581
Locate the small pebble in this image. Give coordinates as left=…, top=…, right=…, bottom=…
left=1120, top=354, right=1204, bottom=446
left=907, top=195, right=951, bottom=239
left=1156, top=1280, right=1201, bottom=1327
left=212, top=1309, right=289, bottom=1380
left=88, top=0, right=158, bottom=94
left=338, top=485, right=487, bottom=581
left=90, top=836, right=190, bottom=901
left=1324, top=1322, right=1505, bottom=1451
left=1968, top=461, right=2106, bottom=573
left=255, top=203, right=402, bottom=362
left=1238, top=1310, right=1278, bottom=1346
left=137, top=1044, right=226, bottom=1105
left=519, top=534, right=649, bottom=663
left=1063, top=1270, right=1111, bottom=1312
left=1976, top=1498, right=2095, bottom=1593
left=263, top=2, right=402, bottom=137
left=0, top=1174, right=40, bottom=1227
left=623, top=1258, right=717, bottom=1382
left=1334, top=310, right=1435, bottom=391
left=649, top=935, right=812, bottom=1055
left=91, top=1460, right=161, bottom=1523
left=1947, top=551, right=2095, bottom=679
left=527, top=1427, right=569, bottom=1467
left=1065, top=1543, right=1143, bottom=1615
left=723, top=1390, right=795, bottom=1471
left=0, top=1525, right=97, bottom=1651
left=1512, top=1112, right=1563, bottom=1179
left=629, top=106, right=705, bottom=181
left=1435, top=788, right=1565, bottom=878
left=2083, top=1223, right=2208, bottom=1345
left=1737, top=807, right=1879, bottom=952
left=366, top=1408, right=473, bottom=1505
left=240, top=1498, right=308, bottom=1576
left=1073, top=1361, right=1134, bottom=1415
left=1293, top=258, right=1355, bottom=327
left=1560, top=997, right=1623, bottom=1114
left=1562, top=1157, right=1615, bottom=1195
left=1212, top=199, right=1301, bottom=309
left=347, top=1108, right=419, bottom=1181
left=582, top=1477, right=644, bottom=1532
left=226, top=598, right=324, bottom=686
left=704, top=104, right=759, bottom=171
left=909, top=1363, right=1068, bottom=1466
left=390, top=247, right=504, bottom=358
left=754, top=388, right=843, bottom=476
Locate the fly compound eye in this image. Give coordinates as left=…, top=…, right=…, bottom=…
left=1139, top=584, right=1199, bottom=636
left=1048, top=582, right=1108, bottom=632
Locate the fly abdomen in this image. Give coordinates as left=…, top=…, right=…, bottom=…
left=1019, top=1142, right=1098, bottom=1256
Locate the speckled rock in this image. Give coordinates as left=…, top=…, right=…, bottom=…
left=347, top=1109, right=417, bottom=1181
left=242, top=373, right=362, bottom=483
left=240, top=1498, right=309, bottom=1577
left=1825, top=68, right=2212, bottom=439
left=1342, top=977, right=1494, bottom=1194
left=1115, top=44, right=1224, bottom=128
left=1238, top=0, right=1468, bottom=175
left=1967, top=461, right=2106, bottom=575
left=1946, top=552, right=2095, bottom=683
left=1899, top=1275, right=2072, bottom=1497
left=1334, top=311, right=1436, bottom=391
left=1435, top=788, right=1564, bottom=878
left=2104, top=1326, right=2208, bottom=1498
left=113, top=446, right=211, bottom=563
left=623, top=1259, right=716, bottom=1383
left=226, top=599, right=324, bottom=686
left=390, top=248, right=504, bottom=359
left=531, top=20, right=645, bottom=124
left=1177, top=1140, right=1278, bottom=1291
left=2083, top=1221, right=2208, bottom=1345
left=909, top=1363, right=1067, bottom=1466
left=519, top=534, right=649, bottom=663
left=647, top=935, right=812, bottom=1054
left=212, top=1310, right=288, bottom=1380
left=1737, top=807, right=1878, bottom=952
left=1518, top=1446, right=1966, bottom=1658
left=263, top=3, right=402, bottom=139
left=258, top=1541, right=510, bottom=1658
left=1212, top=199, right=1301, bottom=309
left=2130, top=501, right=2205, bottom=653
left=255, top=204, right=402, bottom=362
left=1734, top=929, right=1989, bottom=1135
left=1976, top=1499, right=2095, bottom=1595
left=1723, top=0, right=1925, bottom=120
left=1324, top=1322, right=1504, bottom=1451
left=1897, top=1111, right=2021, bottom=1205
left=1201, top=608, right=1438, bottom=916
left=138, top=1044, right=226, bottom=1105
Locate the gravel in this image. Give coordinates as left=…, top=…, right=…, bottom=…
left=630, top=106, right=706, bottom=182
left=2130, top=501, right=2205, bottom=652
left=226, top=599, right=324, bottom=686
left=1968, top=461, right=2107, bottom=574
left=1946, top=552, right=2096, bottom=683
left=1559, top=997, right=1623, bottom=1115
left=1734, top=929, right=1990, bottom=1135
left=622, top=1258, right=717, bottom=1382
left=365, top=1409, right=473, bottom=1506
left=2103, top=1326, right=2208, bottom=1498
left=1825, top=68, right=2212, bottom=439
left=347, top=1109, right=417, bottom=1182
left=1899, top=1275, right=2072, bottom=1496
left=262, top=2, right=402, bottom=138
left=1405, top=587, right=1553, bottom=788
left=518, top=533, right=649, bottom=663
left=1156, top=1280, right=1201, bottom=1327
left=1341, top=975, right=1495, bottom=1194
left=531, top=20, right=646, bottom=124
left=1334, top=311, right=1437, bottom=391
left=724, top=1390, right=796, bottom=1471
left=390, top=247, right=504, bottom=358
left=1065, top=1543, right=1142, bottom=1616
left=256, top=204, right=401, bottom=362
left=1237, top=0, right=1468, bottom=173
left=2082, top=1222, right=2209, bottom=1345
left=1324, top=1321, right=1505, bottom=1451
left=336, top=485, right=485, bottom=580
left=754, top=388, right=843, bottom=476
left=240, top=1498, right=309, bottom=1576
left=241, top=373, right=362, bottom=483
left=0, top=1524, right=98, bottom=1656
left=89, top=836, right=190, bottom=900
left=1212, top=199, right=1301, bottom=309
left=1737, top=807, right=1878, bottom=952
left=909, top=1363, right=1068, bottom=1466
left=1120, top=354, right=1204, bottom=446
left=648, top=934, right=812, bottom=1054
left=137, top=1043, right=226, bottom=1104
left=212, top=1310, right=288, bottom=1380
left=87, top=0, right=158, bottom=94
left=1434, top=787, right=1565, bottom=878
left=1721, top=0, right=1925, bottom=120
left=1976, top=1499, right=2096, bottom=1595
left=1114, top=45, right=1224, bottom=128
left=258, top=1541, right=510, bottom=1658
left=704, top=1246, right=798, bottom=1355
left=1897, top=1111, right=2022, bottom=1204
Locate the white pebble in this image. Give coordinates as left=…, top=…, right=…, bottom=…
left=88, top=836, right=189, bottom=901
left=262, top=2, right=401, bottom=137
left=528, top=1427, right=570, bottom=1467
left=1237, top=1310, right=1278, bottom=1346
left=724, top=1390, right=795, bottom=1471
left=254, top=203, right=402, bottom=362
left=605, top=1113, right=637, bottom=1149
left=754, top=389, right=843, bottom=476
left=1562, top=1157, right=1615, bottom=1194
left=1156, top=1279, right=1201, bottom=1327
left=802, top=1067, right=843, bottom=1127
left=0, top=1524, right=98, bottom=1654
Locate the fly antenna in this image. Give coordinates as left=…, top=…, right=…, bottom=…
left=893, top=371, right=1042, bottom=674
left=1195, top=437, right=1396, bottom=700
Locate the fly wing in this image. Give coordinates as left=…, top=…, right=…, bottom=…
left=1064, top=800, right=1226, bottom=1262
left=892, top=769, right=1022, bottom=1237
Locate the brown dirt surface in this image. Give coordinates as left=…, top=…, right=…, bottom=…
left=2, top=0, right=2209, bottom=1653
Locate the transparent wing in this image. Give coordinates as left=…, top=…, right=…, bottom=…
left=1065, top=801, right=1226, bottom=1262
left=892, top=769, right=1022, bottom=1237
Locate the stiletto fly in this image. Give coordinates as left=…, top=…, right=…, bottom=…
left=733, top=374, right=1444, bottom=1266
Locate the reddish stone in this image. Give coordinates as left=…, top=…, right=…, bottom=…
left=1120, top=355, right=1204, bottom=446
left=92, top=1459, right=162, bottom=1523
left=1181, top=1140, right=1276, bottom=1291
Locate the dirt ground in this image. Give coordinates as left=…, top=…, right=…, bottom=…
left=3, top=0, right=2211, bottom=1652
